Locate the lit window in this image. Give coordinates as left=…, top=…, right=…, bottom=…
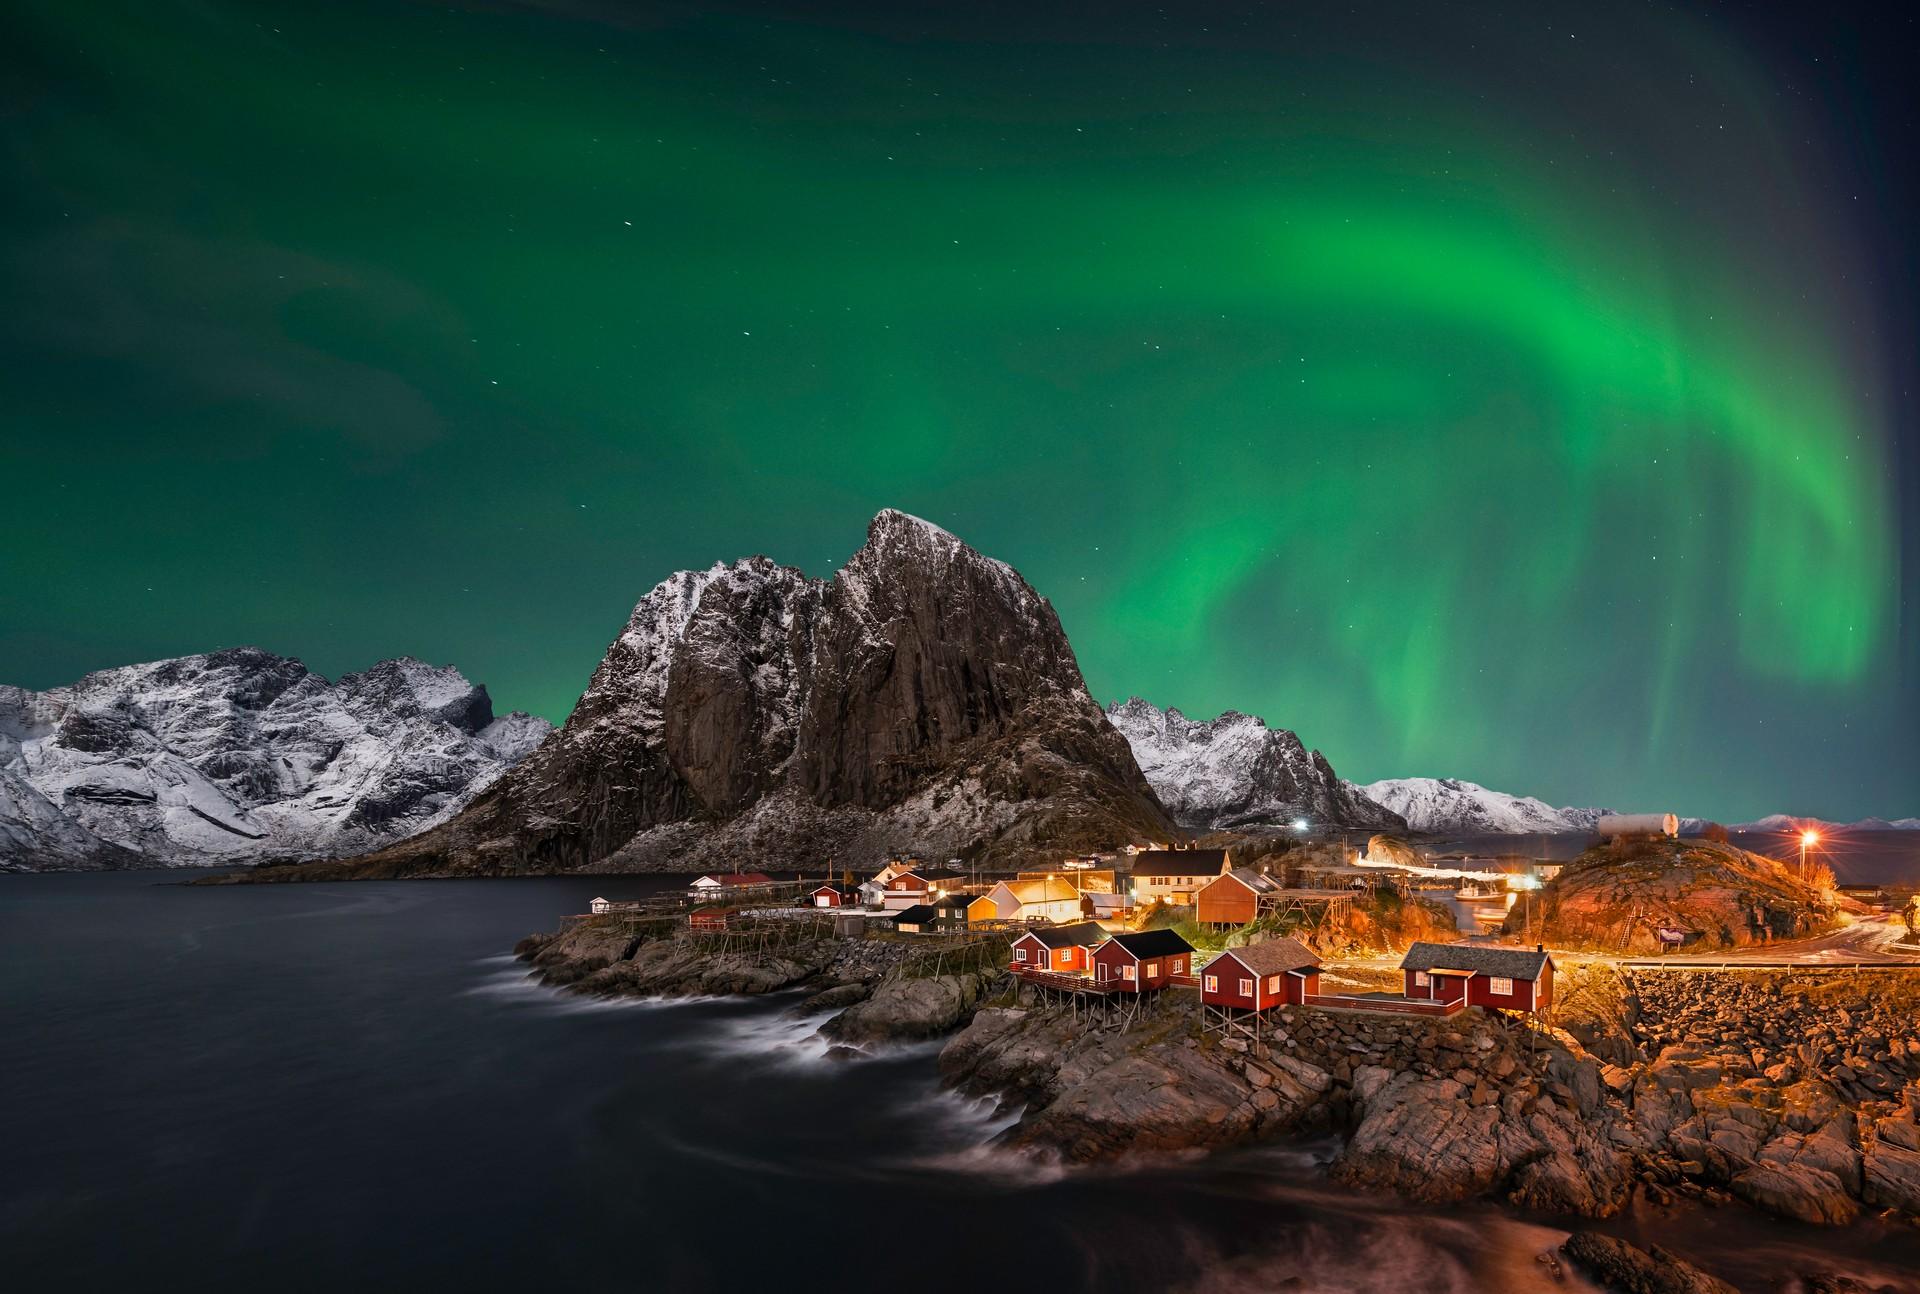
left=1238, top=978, right=1253, bottom=996
left=1123, top=965, right=1137, bottom=981
left=1267, top=976, right=1280, bottom=992
left=1489, top=976, right=1514, bottom=996
left=1413, top=971, right=1430, bottom=987
left=1146, top=963, right=1160, bottom=978
left=1015, top=948, right=1028, bottom=962
left=1203, top=975, right=1218, bottom=992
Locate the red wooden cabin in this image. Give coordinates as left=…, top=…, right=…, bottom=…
left=1010, top=921, right=1106, bottom=974
left=1194, top=867, right=1282, bottom=927
left=1091, top=929, right=1196, bottom=992
left=1399, top=942, right=1554, bottom=1013
left=809, top=884, right=849, bottom=908
left=1199, top=937, right=1321, bottom=1010
left=689, top=907, right=732, bottom=932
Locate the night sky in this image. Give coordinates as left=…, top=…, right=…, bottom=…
left=3, top=1, right=1914, bottom=822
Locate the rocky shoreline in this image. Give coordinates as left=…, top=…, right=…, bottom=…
left=516, top=916, right=1920, bottom=1274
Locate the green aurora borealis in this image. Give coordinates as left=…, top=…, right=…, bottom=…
left=2, top=1, right=1913, bottom=821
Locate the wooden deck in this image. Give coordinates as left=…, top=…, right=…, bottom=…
left=1303, top=991, right=1465, bottom=1017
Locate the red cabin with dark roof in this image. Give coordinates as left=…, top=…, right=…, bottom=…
left=1091, top=929, right=1196, bottom=993
left=1199, top=938, right=1322, bottom=1010
left=1010, top=921, right=1106, bottom=974
left=1400, top=942, right=1555, bottom=1013
left=808, top=884, right=850, bottom=908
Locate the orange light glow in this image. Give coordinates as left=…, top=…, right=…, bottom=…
left=1800, top=830, right=1821, bottom=847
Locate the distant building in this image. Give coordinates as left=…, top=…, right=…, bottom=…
left=968, top=877, right=1082, bottom=925
left=881, top=872, right=934, bottom=911
left=1595, top=814, right=1679, bottom=839
left=1195, top=866, right=1283, bottom=927
left=589, top=897, right=612, bottom=914
left=1129, top=849, right=1232, bottom=904
left=689, top=872, right=775, bottom=897
left=892, top=904, right=942, bottom=934
left=1399, top=941, right=1554, bottom=1013
left=809, top=884, right=854, bottom=909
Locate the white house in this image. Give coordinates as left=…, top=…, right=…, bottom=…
left=1129, top=849, right=1232, bottom=904
left=967, top=877, right=1082, bottom=925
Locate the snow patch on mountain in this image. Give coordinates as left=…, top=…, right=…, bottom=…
left=0, top=649, right=551, bottom=870
left=1106, top=698, right=1405, bottom=832
left=1357, top=777, right=1612, bottom=835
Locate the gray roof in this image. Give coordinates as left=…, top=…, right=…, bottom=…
left=1206, top=937, right=1321, bottom=976
left=1024, top=921, right=1108, bottom=950
left=1399, top=941, right=1553, bottom=980
left=1131, top=848, right=1229, bottom=879
left=1214, top=866, right=1280, bottom=894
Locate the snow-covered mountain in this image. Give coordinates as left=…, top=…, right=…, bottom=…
left=1106, top=698, right=1404, bottom=832
left=1356, top=777, right=1613, bottom=835
left=0, top=650, right=551, bottom=871
left=284, top=510, right=1174, bottom=880
left=1736, top=814, right=1920, bottom=832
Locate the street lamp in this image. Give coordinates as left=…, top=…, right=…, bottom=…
left=1798, top=829, right=1821, bottom=881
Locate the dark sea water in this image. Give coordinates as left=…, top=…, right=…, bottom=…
left=5, top=871, right=1918, bottom=1293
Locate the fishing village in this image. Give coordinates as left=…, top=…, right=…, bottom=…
left=515, top=818, right=1920, bottom=1270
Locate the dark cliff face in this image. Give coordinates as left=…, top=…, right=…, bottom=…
left=320, top=511, right=1174, bottom=879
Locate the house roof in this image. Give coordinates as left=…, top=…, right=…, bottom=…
left=1400, top=941, right=1553, bottom=980
left=1020, top=921, right=1107, bottom=950
left=887, top=872, right=931, bottom=889
left=1206, top=866, right=1280, bottom=895
left=930, top=892, right=973, bottom=909
left=893, top=904, right=938, bottom=924
left=1101, top=928, right=1196, bottom=959
left=1131, top=849, right=1230, bottom=879
left=1082, top=892, right=1129, bottom=910
left=1010, top=877, right=1080, bottom=904
left=1207, top=937, right=1321, bottom=977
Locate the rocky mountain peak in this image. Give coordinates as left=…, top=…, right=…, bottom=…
left=0, top=649, right=551, bottom=871
left=1358, top=776, right=1613, bottom=835
left=1106, top=696, right=1405, bottom=832
left=314, top=511, right=1172, bottom=878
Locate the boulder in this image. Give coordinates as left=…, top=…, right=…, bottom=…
left=1558, top=1232, right=1738, bottom=1294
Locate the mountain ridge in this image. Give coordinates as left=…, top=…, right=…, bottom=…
left=242, top=510, right=1175, bottom=880
left=1106, top=697, right=1404, bottom=833
left=0, top=649, right=551, bottom=871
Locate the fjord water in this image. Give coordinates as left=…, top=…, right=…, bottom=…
left=5, top=873, right=1918, bottom=1293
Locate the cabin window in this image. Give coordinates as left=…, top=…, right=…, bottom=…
left=1267, top=976, right=1280, bottom=993
left=1238, top=978, right=1253, bottom=996
left=1413, top=971, right=1430, bottom=988
left=1123, top=965, right=1137, bottom=982
left=1203, top=975, right=1218, bottom=992
left=1489, top=976, right=1514, bottom=997
left=1146, top=963, right=1160, bottom=978
left=1015, top=947, right=1028, bottom=962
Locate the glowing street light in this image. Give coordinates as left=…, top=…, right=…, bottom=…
left=1799, top=829, right=1821, bottom=880
left=1292, top=818, right=1310, bottom=834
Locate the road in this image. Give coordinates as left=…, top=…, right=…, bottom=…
left=1608, top=911, right=1920, bottom=969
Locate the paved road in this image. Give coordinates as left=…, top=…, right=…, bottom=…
left=1607, top=911, right=1920, bottom=968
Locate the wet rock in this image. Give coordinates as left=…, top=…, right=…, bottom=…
left=1558, top=1231, right=1738, bottom=1294
left=821, top=970, right=997, bottom=1042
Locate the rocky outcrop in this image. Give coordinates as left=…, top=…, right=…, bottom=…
left=820, top=969, right=1001, bottom=1043
left=265, top=511, right=1173, bottom=880
left=1105, top=698, right=1404, bottom=832
left=1, top=650, right=549, bottom=870
left=1558, top=1232, right=1738, bottom=1294
left=1510, top=836, right=1837, bottom=953
left=942, top=997, right=1332, bottom=1162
